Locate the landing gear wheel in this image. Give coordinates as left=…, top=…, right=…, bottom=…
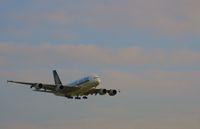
left=65, top=96, right=73, bottom=99
left=75, top=96, right=81, bottom=99
left=83, top=96, right=88, bottom=99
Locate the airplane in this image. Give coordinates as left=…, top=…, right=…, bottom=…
left=7, top=70, right=118, bottom=99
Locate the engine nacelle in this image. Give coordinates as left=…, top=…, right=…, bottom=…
left=99, top=89, right=107, bottom=95
left=108, top=89, right=117, bottom=96
left=56, top=85, right=64, bottom=92
left=34, top=83, right=43, bottom=90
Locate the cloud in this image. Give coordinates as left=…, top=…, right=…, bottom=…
left=1, top=123, right=43, bottom=129
left=85, top=0, right=200, bottom=35
left=2, top=65, right=200, bottom=97
left=1, top=109, right=200, bottom=129
left=8, top=0, right=200, bottom=36
left=1, top=43, right=200, bottom=67
left=2, top=28, right=32, bottom=37
left=1, top=61, right=200, bottom=129
left=0, top=56, right=8, bottom=66
left=102, top=70, right=200, bottom=97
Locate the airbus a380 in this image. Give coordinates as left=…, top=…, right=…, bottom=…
left=7, top=70, right=118, bottom=99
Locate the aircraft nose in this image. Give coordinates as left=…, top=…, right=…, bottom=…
left=96, top=78, right=101, bottom=85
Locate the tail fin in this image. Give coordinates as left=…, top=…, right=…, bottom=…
left=53, top=70, right=62, bottom=85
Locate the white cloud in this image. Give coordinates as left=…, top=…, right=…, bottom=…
left=1, top=58, right=200, bottom=129
left=3, top=0, right=199, bottom=36
left=12, top=0, right=200, bottom=35
left=102, top=70, right=200, bottom=96
left=1, top=109, right=200, bottom=129
left=85, top=0, right=200, bottom=35
left=1, top=43, right=200, bottom=67
left=2, top=65, right=200, bottom=97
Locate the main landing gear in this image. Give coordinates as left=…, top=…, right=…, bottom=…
left=74, top=96, right=88, bottom=100
left=66, top=95, right=88, bottom=100
left=75, top=96, right=81, bottom=99
left=65, top=96, right=73, bottom=99
left=82, top=96, right=88, bottom=99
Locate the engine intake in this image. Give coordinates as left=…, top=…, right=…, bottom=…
left=34, top=83, right=43, bottom=90
left=59, top=85, right=64, bottom=90
left=56, top=85, right=64, bottom=92
left=108, top=89, right=117, bottom=96
left=99, top=89, right=107, bottom=95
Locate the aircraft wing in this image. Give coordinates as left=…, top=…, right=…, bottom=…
left=7, top=80, right=35, bottom=85
left=7, top=80, right=56, bottom=91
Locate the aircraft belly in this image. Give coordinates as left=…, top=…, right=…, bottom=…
left=54, top=87, right=77, bottom=96
left=67, top=82, right=97, bottom=96
left=54, top=92, right=65, bottom=97
left=54, top=81, right=98, bottom=97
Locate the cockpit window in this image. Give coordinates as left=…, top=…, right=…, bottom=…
left=77, top=77, right=90, bottom=86
left=93, top=76, right=100, bottom=79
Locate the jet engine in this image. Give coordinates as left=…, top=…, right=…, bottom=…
left=56, top=85, right=64, bottom=91
left=108, top=89, right=117, bottom=96
left=34, top=83, right=43, bottom=90
left=99, top=89, right=107, bottom=95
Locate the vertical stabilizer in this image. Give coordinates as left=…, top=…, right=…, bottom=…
left=53, top=70, right=62, bottom=85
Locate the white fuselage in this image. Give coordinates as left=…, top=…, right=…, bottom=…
left=68, top=74, right=101, bottom=87
left=54, top=74, right=101, bottom=96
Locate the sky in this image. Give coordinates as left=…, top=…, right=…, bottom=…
left=0, top=0, right=200, bottom=129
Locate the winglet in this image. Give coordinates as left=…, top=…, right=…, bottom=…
left=7, top=80, right=12, bottom=83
